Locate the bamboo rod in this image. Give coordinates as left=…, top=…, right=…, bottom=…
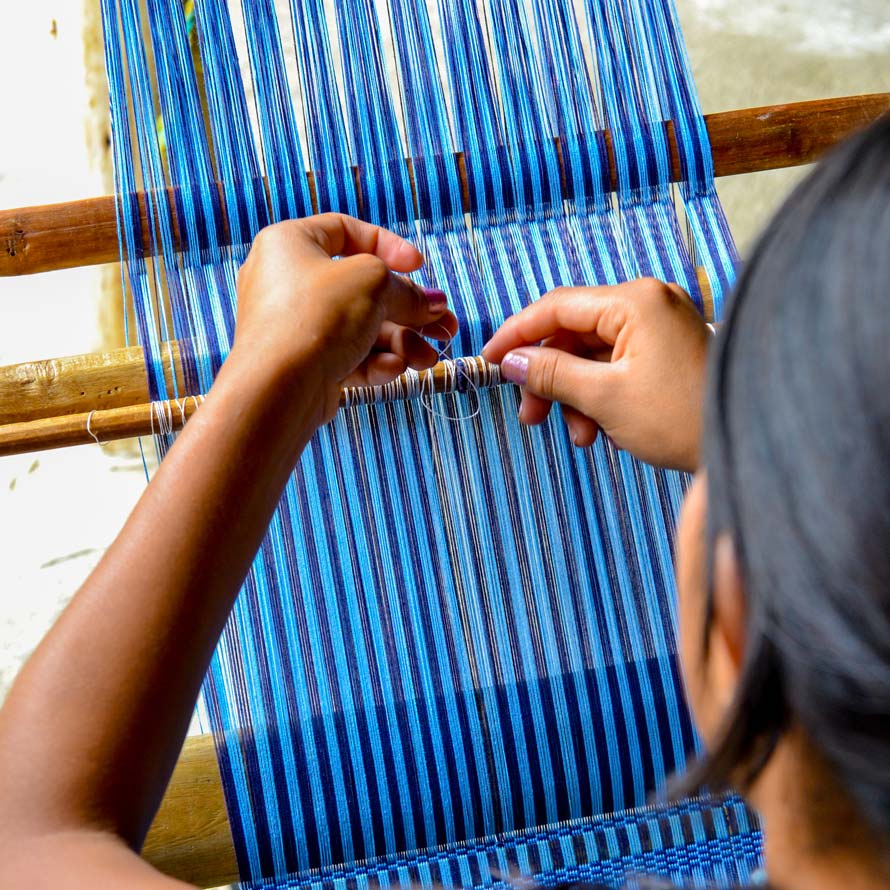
left=0, top=358, right=506, bottom=456
left=2, top=94, right=887, bottom=277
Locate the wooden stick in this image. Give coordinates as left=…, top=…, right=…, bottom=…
left=0, top=358, right=507, bottom=455
left=2, top=94, right=887, bottom=277
left=143, top=734, right=238, bottom=888
left=0, top=396, right=202, bottom=456
left=0, top=342, right=187, bottom=426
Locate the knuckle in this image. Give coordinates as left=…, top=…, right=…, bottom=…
left=532, top=352, right=561, bottom=397
left=251, top=222, right=284, bottom=253
left=248, top=226, right=268, bottom=256
left=635, top=277, right=677, bottom=309
left=354, top=254, right=390, bottom=290
left=547, top=285, right=575, bottom=303
left=636, top=276, right=664, bottom=297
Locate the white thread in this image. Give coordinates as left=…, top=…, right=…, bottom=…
left=149, top=400, right=174, bottom=438
left=85, top=410, right=103, bottom=446
left=157, top=400, right=173, bottom=436
left=338, top=325, right=496, bottom=420
left=418, top=322, right=483, bottom=422
left=175, top=394, right=204, bottom=426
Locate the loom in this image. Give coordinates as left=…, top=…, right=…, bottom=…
left=0, top=1, right=887, bottom=887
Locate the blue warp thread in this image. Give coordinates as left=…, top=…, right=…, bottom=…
left=100, top=0, right=757, bottom=886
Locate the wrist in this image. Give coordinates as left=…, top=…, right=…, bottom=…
left=214, top=344, right=334, bottom=438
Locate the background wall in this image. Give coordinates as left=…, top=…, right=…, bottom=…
left=0, top=0, right=887, bottom=705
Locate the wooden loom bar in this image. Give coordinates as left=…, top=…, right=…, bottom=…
left=0, top=358, right=497, bottom=456
left=0, top=342, right=188, bottom=426
left=1, top=93, right=888, bottom=277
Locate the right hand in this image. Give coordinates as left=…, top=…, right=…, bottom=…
left=482, top=278, right=711, bottom=472
left=231, top=214, right=458, bottom=424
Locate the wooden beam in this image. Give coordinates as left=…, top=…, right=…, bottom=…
left=143, top=733, right=239, bottom=889
left=0, top=396, right=201, bottom=456
left=702, top=92, right=889, bottom=177
left=0, top=342, right=186, bottom=426
left=1, top=94, right=887, bottom=277
left=0, top=358, right=503, bottom=456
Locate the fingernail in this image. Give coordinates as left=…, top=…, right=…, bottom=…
left=422, top=287, right=448, bottom=312
left=501, top=350, right=529, bottom=386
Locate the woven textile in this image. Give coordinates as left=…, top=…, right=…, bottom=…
left=100, top=0, right=757, bottom=886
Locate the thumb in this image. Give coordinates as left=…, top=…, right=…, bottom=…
left=500, top=347, right=615, bottom=423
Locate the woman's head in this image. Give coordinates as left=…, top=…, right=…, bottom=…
left=676, top=116, right=890, bottom=843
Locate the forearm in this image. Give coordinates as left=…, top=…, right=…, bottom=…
left=0, top=348, right=325, bottom=847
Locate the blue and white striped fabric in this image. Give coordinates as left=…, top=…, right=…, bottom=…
left=100, top=1, right=756, bottom=887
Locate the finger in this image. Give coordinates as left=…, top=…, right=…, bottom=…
left=330, top=256, right=452, bottom=331
left=515, top=329, right=603, bottom=428
left=499, top=345, right=617, bottom=421
left=417, top=311, right=459, bottom=341
left=518, top=391, right=554, bottom=426
left=560, top=404, right=600, bottom=448
left=298, top=213, right=424, bottom=272
left=377, top=267, right=454, bottom=328
left=482, top=287, right=630, bottom=363
left=665, top=282, right=692, bottom=302
left=344, top=353, right=409, bottom=388
left=384, top=324, right=440, bottom=370
left=544, top=328, right=611, bottom=361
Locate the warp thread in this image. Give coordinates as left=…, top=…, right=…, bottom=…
left=98, top=0, right=759, bottom=887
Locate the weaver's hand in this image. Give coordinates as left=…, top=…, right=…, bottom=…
left=483, top=279, right=710, bottom=472
left=233, top=213, right=457, bottom=421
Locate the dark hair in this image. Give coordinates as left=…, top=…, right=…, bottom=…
left=691, top=114, right=890, bottom=838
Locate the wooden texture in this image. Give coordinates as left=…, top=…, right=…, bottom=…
left=2, top=94, right=887, bottom=277
left=703, top=93, right=890, bottom=177
left=0, top=342, right=184, bottom=425
left=0, top=397, right=201, bottom=456
left=0, top=360, right=501, bottom=455
left=143, top=733, right=238, bottom=889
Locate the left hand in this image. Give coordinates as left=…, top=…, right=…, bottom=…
left=232, top=213, right=458, bottom=420
left=483, top=279, right=709, bottom=471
